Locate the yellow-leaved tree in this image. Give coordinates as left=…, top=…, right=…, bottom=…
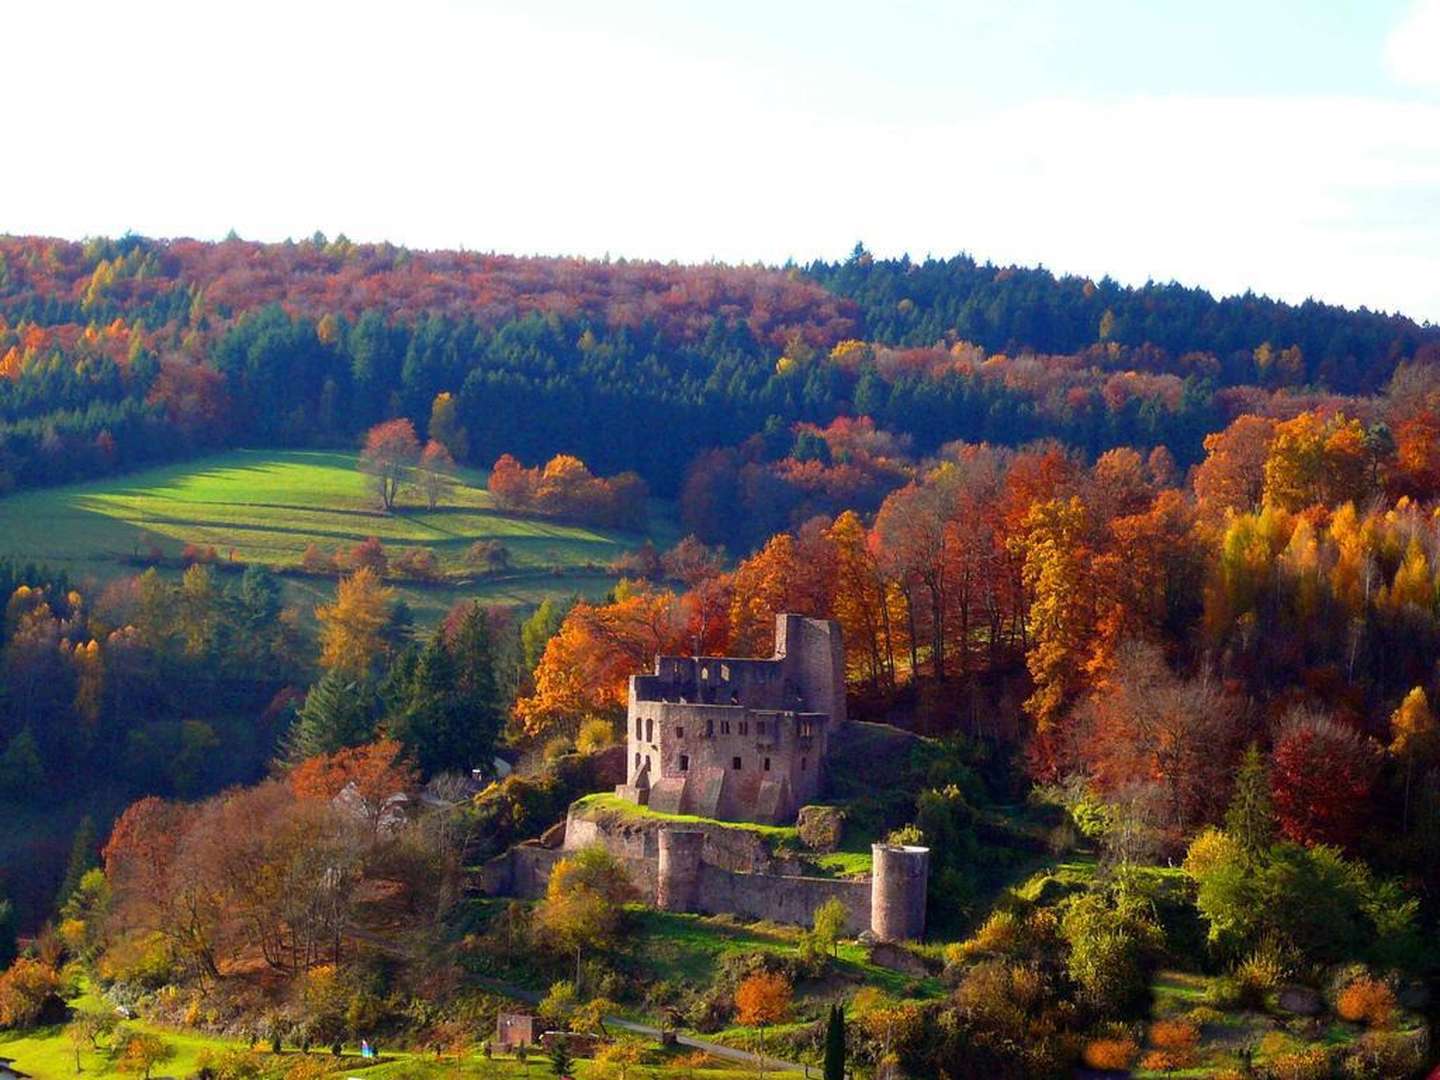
left=1013, top=496, right=1095, bottom=775
left=1390, top=686, right=1439, bottom=832
left=315, top=567, right=394, bottom=677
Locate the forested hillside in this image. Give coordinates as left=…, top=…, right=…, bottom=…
left=5, top=233, right=1440, bottom=1078
left=1, top=234, right=1434, bottom=502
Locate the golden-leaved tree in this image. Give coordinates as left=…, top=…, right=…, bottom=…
left=315, top=567, right=394, bottom=677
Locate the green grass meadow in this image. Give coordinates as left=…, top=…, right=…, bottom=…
left=0, top=449, right=678, bottom=622
left=0, top=980, right=802, bottom=1079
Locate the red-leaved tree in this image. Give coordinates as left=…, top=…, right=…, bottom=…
left=1270, top=707, right=1382, bottom=849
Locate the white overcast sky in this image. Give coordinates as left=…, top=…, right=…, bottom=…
left=4, top=0, right=1440, bottom=322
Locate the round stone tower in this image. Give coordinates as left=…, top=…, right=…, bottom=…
left=869, top=844, right=930, bottom=941
left=656, top=829, right=705, bottom=913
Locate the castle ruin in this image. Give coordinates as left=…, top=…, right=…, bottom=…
left=617, top=614, right=846, bottom=824
left=476, top=614, right=931, bottom=942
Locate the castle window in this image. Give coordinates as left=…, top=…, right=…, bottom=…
left=756, top=720, right=766, bottom=736
left=763, top=757, right=771, bottom=771
left=739, top=721, right=749, bottom=736
left=645, top=717, right=654, bottom=743
left=732, top=756, right=742, bottom=770
left=721, top=721, right=731, bottom=735
left=676, top=726, right=684, bottom=739
left=679, top=754, right=689, bottom=772
left=635, top=717, right=642, bottom=740
left=700, top=665, right=709, bottom=680
left=706, top=719, right=714, bottom=737
left=634, top=752, right=641, bottom=768
left=721, top=664, right=730, bottom=681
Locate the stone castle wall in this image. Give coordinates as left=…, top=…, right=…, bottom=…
left=475, top=835, right=871, bottom=933
left=695, top=865, right=871, bottom=933
left=562, top=804, right=800, bottom=874
left=475, top=806, right=928, bottom=941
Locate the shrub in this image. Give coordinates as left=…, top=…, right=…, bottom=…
left=575, top=716, right=617, bottom=755
left=181, top=543, right=217, bottom=565
left=1183, top=827, right=1242, bottom=879
left=1149, top=1018, right=1200, bottom=1051
left=1335, top=977, right=1396, bottom=1028
left=0, top=958, right=61, bottom=1028
left=1069, top=794, right=1111, bottom=840
left=886, top=823, right=923, bottom=846
left=1205, top=974, right=1244, bottom=1009
left=539, top=981, right=576, bottom=1029
left=301, top=543, right=336, bottom=574
left=543, top=736, right=575, bottom=762
left=466, top=540, right=512, bottom=570
left=1144, top=1018, right=1200, bottom=1071
left=963, top=909, right=1023, bottom=956
left=1235, top=935, right=1292, bottom=1006
left=350, top=536, right=388, bottom=575
left=1140, top=1049, right=1186, bottom=1072
left=1266, top=1047, right=1334, bottom=1080
left=1339, top=1031, right=1424, bottom=1079
left=392, top=547, right=438, bottom=580
left=1061, top=891, right=1165, bottom=1016
left=1081, top=1037, right=1138, bottom=1070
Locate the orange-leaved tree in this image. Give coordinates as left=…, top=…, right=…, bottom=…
left=735, top=970, right=792, bottom=1077
left=289, top=738, right=418, bottom=834
left=416, top=439, right=457, bottom=510
left=359, top=418, right=420, bottom=510
left=513, top=585, right=687, bottom=741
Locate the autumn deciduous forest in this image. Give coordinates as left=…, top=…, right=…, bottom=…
left=4, top=231, right=1440, bottom=1077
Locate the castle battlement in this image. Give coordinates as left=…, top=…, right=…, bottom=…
left=617, top=614, right=845, bottom=824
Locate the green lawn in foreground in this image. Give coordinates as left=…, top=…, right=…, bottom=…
left=0, top=449, right=678, bottom=621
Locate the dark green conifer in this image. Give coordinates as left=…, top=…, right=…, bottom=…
left=56, top=814, right=97, bottom=909
left=1225, top=743, right=1276, bottom=863
left=823, top=1001, right=845, bottom=1080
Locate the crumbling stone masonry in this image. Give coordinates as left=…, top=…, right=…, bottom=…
left=616, top=614, right=846, bottom=824
left=477, top=813, right=931, bottom=942
left=474, top=616, right=932, bottom=941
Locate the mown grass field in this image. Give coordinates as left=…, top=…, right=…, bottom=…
left=0, top=449, right=679, bottom=622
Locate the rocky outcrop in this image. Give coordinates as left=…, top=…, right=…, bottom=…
left=796, top=805, right=846, bottom=852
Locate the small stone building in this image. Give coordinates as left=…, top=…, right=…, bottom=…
left=494, top=1013, right=538, bottom=1049
left=617, top=614, right=846, bottom=824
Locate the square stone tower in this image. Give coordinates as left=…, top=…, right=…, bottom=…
left=616, top=614, right=845, bottom=824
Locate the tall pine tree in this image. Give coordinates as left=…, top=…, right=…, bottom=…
left=56, top=815, right=97, bottom=910
left=823, top=1001, right=845, bottom=1080
left=1225, top=743, right=1276, bottom=863
left=382, top=606, right=503, bottom=778
left=283, top=670, right=378, bottom=764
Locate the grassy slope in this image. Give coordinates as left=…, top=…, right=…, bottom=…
left=0, top=449, right=678, bottom=622
left=0, top=982, right=801, bottom=1079
left=572, top=793, right=872, bottom=877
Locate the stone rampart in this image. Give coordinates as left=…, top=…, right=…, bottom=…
left=694, top=865, right=871, bottom=933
